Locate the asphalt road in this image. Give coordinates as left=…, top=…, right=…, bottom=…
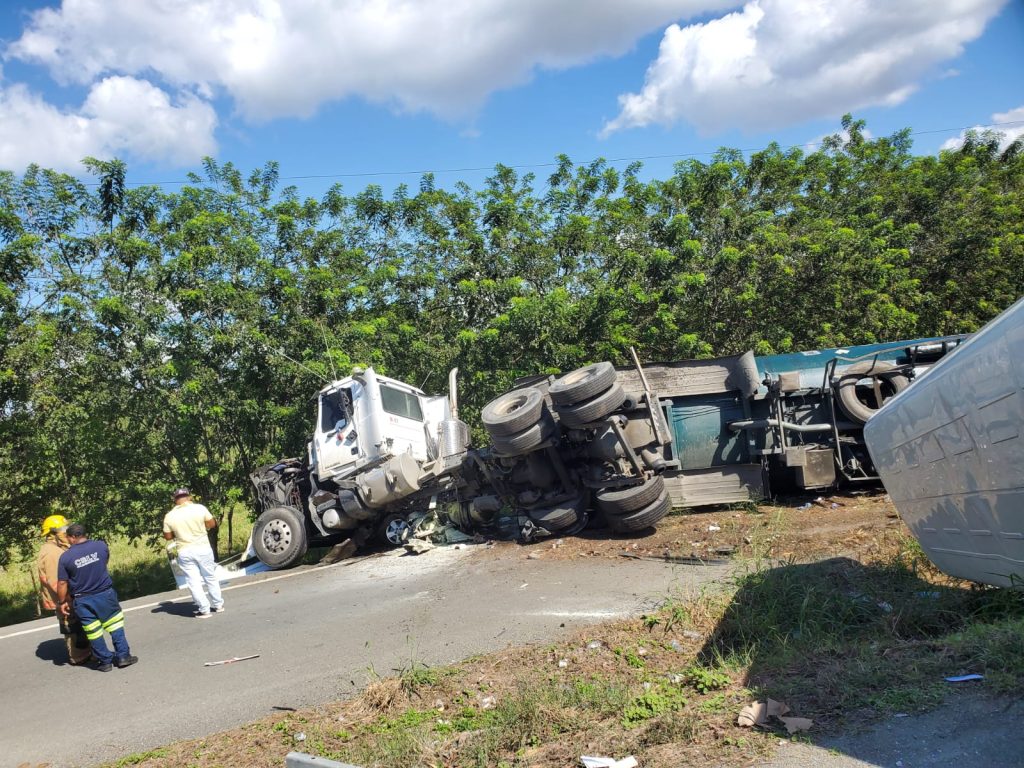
left=1, top=545, right=726, bottom=767
left=760, top=692, right=1024, bottom=768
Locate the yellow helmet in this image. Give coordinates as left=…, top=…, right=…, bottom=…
left=41, top=514, right=69, bottom=537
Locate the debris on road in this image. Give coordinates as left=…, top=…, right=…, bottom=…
left=204, top=654, right=260, bottom=667
left=403, top=539, right=434, bottom=555
left=737, top=698, right=813, bottom=734
left=318, top=539, right=358, bottom=565
left=580, top=755, right=638, bottom=768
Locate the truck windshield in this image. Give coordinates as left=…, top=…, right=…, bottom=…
left=380, top=385, right=423, bottom=421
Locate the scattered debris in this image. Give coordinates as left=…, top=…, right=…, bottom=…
left=945, top=674, right=984, bottom=683
left=737, top=698, right=813, bottom=734
left=798, top=503, right=813, bottom=510
left=480, top=696, right=496, bottom=710
left=293, top=732, right=306, bottom=742
left=403, top=539, right=435, bottom=555
left=318, top=538, right=357, bottom=565
left=527, top=552, right=543, bottom=560
left=580, top=756, right=638, bottom=768
left=707, top=524, right=721, bottom=532
left=204, top=654, right=260, bottom=667
left=558, top=659, right=569, bottom=668
left=587, top=641, right=602, bottom=650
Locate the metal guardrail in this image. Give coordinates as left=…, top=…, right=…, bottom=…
left=285, top=751, right=363, bottom=768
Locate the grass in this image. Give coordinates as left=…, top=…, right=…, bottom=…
left=0, top=515, right=254, bottom=627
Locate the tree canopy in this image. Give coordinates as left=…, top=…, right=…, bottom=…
left=1, top=116, right=1021, bottom=561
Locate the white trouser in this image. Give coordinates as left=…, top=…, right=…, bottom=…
left=177, top=546, right=223, bottom=613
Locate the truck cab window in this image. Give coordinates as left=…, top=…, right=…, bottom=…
left=320, top=391, right=351, bottom=432
left=380, top=385, right=423, bottom=421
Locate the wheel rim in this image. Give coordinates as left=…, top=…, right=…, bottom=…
left=384, top=518, right=410, bottom=545
left=262, top=518, right=293, bottom=555
left=500, top=393, right=529, bottom=415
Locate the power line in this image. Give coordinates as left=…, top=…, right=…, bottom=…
left=91, top=119, right=1024, bottom=190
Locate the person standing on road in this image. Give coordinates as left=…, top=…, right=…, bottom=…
left=56, top=523, right=138, bottom=672
left=37, top=514, right=93, bottom=666
left=163, top=488, right=224, bottom=618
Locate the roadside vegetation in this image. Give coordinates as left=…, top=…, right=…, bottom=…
left=101, top=498, right=1024, bottom=768
left=2, top=116, right=1022, bottom=563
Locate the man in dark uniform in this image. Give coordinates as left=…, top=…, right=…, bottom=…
left=56, top=523, right=138, bottom=672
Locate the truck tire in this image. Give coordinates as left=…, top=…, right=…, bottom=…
left=376, top=513, right=412, bottom=546
left=596, top=475, right=665, bottom=514
left=490, top=417, right=555, bottom=456
left=607, top=491, right=672, bottom=533
left=549, top=362, right=617, bottom=406
left=253, top=505, right=309, bottom=568
left=557, top=383, right=626, bottom=428
left=835, top=361, right=910, bottom=424
left=482, top=387, right=545, bottom=437
left=528, top=496, right=584, bottom=531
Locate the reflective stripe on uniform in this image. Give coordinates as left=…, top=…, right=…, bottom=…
left=101, top=611, right=124, bottom=633
left=82, top=618, right=103, bottom=640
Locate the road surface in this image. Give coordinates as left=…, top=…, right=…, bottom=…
left=1, top=545, right=725, bottom=767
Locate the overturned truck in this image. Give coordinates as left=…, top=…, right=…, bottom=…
left=249, top=360, right=672, bottom=568
left=250, top=337, right=964, bottom=569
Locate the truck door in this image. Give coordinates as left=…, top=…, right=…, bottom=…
left=313, top=386, right=360, bottom=478
left=378, top=383, right=429, bottom=461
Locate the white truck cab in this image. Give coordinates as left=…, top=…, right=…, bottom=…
left=310, top=368, right=450, bottom=482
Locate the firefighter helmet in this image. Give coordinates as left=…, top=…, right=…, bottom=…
left=41, top=514, right=69, bottom=537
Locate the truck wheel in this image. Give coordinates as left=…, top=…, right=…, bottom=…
left=253, top=505, right=309, bottom=569
left=490, top=418, right=555, bottom=456
left=549, top=362, right=616, bottom=406
left=834, top=361, right=910, bottom=424
left=607, top=491, right=671, bottom=533
left=532, top=501, right=581, bottom=532
left=376, top=513, right=412, bottom=546
left=596, top=475, right=665, bottom=514
left=557, top=383, right=626, bottom=428
left=482, top=387, right=545, bottom=437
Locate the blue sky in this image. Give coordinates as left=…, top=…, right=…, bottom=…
left=0, top=0, right=1022, bottom=199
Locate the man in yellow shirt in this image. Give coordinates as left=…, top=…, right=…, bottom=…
left=163, top=488, right=224, bottom=618
left=37, top=514, right=93, bottom=664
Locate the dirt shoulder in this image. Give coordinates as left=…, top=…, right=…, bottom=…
left=491, top=490, right=907, bottom=566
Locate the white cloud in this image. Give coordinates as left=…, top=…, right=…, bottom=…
left=6, top=0, right=736, bottom=122
left=941, top=105, right=1024, bottom=151
left=602, top=0, right=1008, bottom=136
left=0, top=77, right=217, bottom=172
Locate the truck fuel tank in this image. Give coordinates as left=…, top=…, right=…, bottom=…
left=356, top=452, right=422, bottom=508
